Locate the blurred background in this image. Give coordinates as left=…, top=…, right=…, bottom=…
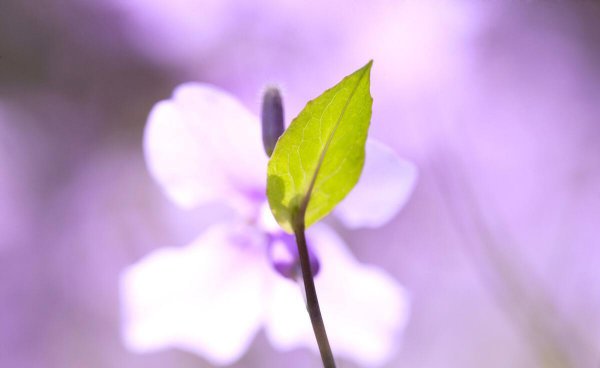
left=1, top=1, right=599, bottom=367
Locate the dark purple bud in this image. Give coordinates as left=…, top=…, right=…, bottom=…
left=261, top=87, right=285, bottom=157
left=268, top=232, right=320, bottom=280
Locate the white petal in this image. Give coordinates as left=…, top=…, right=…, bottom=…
left=264, top=224, right=410, bottom=367
left=120, top=223, right=269, bottom=366
left=144, top=83, right=267, bottom=209
left=335, top=139, right=417, bottom=228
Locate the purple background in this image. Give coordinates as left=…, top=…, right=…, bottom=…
left=1, top=1, right=599, bottom=367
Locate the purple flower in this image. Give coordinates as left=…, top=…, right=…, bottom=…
left=119, top=83, right=417, bottom=367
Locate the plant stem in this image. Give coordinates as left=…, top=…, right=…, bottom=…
left=293, top=221, right=336, bottom=368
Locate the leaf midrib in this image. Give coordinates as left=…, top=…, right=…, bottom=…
left=298, top=62, right=372, bottom=218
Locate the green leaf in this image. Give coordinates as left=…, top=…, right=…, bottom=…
left=267, top=61, right=373, bottom=233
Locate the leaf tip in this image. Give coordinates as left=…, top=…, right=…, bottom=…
left=360, top=60, right=373, bottom=75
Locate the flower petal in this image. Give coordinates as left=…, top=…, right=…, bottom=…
left=335, top=139, right=417, bottom=228
left=264, top=224, right=410, bottom=367
left=120, top=223, right=269, bottom=366
left=144, top=83, right=267, bottom=209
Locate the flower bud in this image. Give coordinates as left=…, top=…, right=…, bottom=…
left=268, top=232, right=320, bottom=280
left=261, top=87, right=285, bottom=157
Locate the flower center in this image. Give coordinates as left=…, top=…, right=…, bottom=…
left=267, top=232, right=320, bottom=280
left=256, top=200, right=320, bottom=280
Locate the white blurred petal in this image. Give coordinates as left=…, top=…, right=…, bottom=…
left=144, top=83, right=267, bottom=209
left=264, top=224, right=410, bottom=367
left=120, top=223, right=269, bottom=366
left=336, top=140, right=417, bottom=228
